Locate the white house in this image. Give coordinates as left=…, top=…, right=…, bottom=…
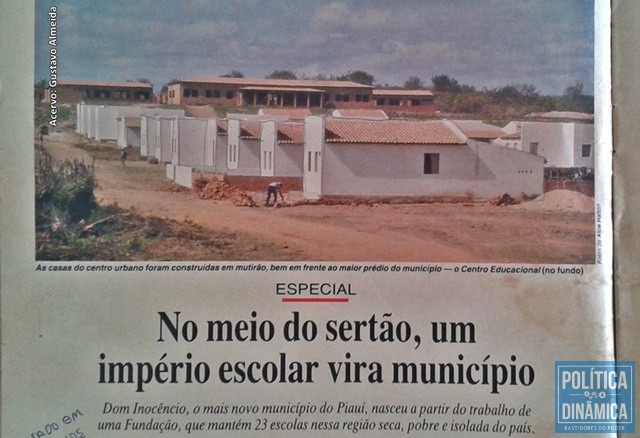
left=77, top=104, right=184, bottom=142
left=519, top=122, right=594, bottom=168
left=303, top=117, right=544, bottom=200
left=226, top=119, right=261, bottom=175
left=259, top=121, right=305, bottom=177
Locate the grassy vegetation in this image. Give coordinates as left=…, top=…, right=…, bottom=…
left=72, top=142, right=142, bottom=161
left=36, top=203, right=300, bottom=261
left=35, top=102, right=73, bottom=131
left=210, top=104, right=257, bottom=118
left=35, top=145, right=301, bottom=261
left=35, top=146, right=96, bottom=227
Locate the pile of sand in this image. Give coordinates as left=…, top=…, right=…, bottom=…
left=193, top=178, right=257, bottom=207
left=515, top=190, right=594, bottom=213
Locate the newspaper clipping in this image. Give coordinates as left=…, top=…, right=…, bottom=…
left=1, top=1, right=623, bottom=437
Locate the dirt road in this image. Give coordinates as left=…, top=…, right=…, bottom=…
left=43, top=133, right=595, bottom=263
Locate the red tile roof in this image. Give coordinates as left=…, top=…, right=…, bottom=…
left=372, top=89, right=434, bottom=97
left=216, top=120, right=228, bottom=135
left=452, top=120, right=505, bottom=140
left=240, top=121, right=260, bottom=139
left=259, top=107, right=312, bottom=119
left=500, top=132, right=521, bottom=140
left=183, top=77, right=372, bottom=89
left=325, top=119, right=465, bottom=144
left=124, top=117, right=141, bottom=128
left=58, top=79, right=152, bottom=88
left=333, top=109, right=388, bottom=119
left=463, top=130, right=504, bottom=140
left=241, top=86, right=323, bottom=93
left=277, top=123, right=304, bottom=144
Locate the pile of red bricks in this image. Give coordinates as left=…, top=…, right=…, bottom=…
left=193, top=178, right=257, bottom=207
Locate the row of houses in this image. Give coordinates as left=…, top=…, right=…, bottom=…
left=46, top=80, right=154, bottom=103
left=75, top=103, right=185, bottom=144
left=126, top=111, right=545, bottom=200
left=49, top=77, right=436, bottom=114
left=75, top=104, right=594, bottom=201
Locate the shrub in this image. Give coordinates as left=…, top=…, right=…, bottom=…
left=35, top=148, right=96, bottom=227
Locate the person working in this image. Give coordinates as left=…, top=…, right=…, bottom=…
left=265, top=181, right=284, bottom=207
left=120, top=148, right=128, bottom=167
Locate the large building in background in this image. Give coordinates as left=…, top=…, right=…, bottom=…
left=166, top=77, right=435, bottom=114
left=45, top=80, right=154, bottom=103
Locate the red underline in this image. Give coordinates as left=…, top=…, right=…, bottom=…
left=281, top=298, right=350, bottom=303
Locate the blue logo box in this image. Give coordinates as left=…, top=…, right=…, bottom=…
left=556, top=361, right=634, bottom=433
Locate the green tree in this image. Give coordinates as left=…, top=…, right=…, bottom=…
left=431, top=74, right=461, bottom=93
left=559, top=81, right=593, bottom=113
left=265, top=70, right=297, bottom=80
left=337, top=70, right=375, bottom=86
left=403, top=76, right=425, bottom=89
left=34, top=79, right=48, bottom=102
left=564, top=82, right=584, bottom=99
left=221, top=70, right=244, bottom=78
left=489, top=83, right=539, bottom=105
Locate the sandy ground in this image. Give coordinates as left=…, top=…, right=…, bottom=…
left=42, top=133, right=595, bottom=263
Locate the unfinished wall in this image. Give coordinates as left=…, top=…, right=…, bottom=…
left=88, top=105, right=98, bottom=139
left=140, top=117, right=159, bottom=158
left=140, top=117, right=149, bottom=156
left=303, top=116, right=325, bottom=199
left=174, top=165, right=194, bottom=188
left=126, top=127, right=141, bottom=148
left=260, top=121, right=276, bottom=177
left=158, top=118, right=173, bottom=163
left=275, top=143, right=304, bottom=177
left=76, top=104, right=84, bottom=135
left=87, top=106, right=185, bottom=141
left=227, top=119, right=240, bottom=170
left=572, top=123, right=595, bottom=168
left=95, top=106, right=125, bottom=140
left=175, top=118, right=207, bottom=167
left=166, top=164, right=176, bottom=180
left=236, top=138, right=261, bottom=175
left=214, top=134, right=228, bottom=173
left=471, top=140, right=544, bottom=197
left=260, top=121, right=304, bottom=178
left=75, top=104, right=83, bottom=134
left=204, top=119, right=216, bottom=167
left=117, top=118, right=126, bottom=148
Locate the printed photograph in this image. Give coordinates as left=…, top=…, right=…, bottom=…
left=34, top=0, right=596, bottom=263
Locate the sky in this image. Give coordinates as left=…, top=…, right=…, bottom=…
left=35, top=0, right=595, bottom=95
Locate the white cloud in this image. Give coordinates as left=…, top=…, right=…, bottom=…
left=36, top=0, right=594, bottom=94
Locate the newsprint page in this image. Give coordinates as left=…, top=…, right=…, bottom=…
left=1, top=1, right=634, bottom=437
